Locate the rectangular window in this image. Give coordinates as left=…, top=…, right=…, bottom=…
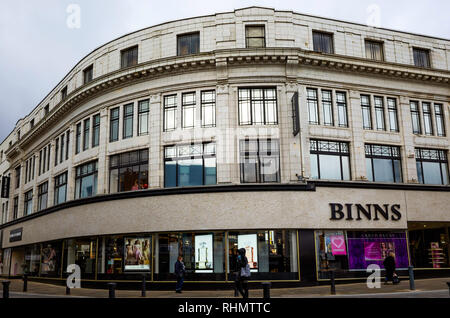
left=61, top=86, right=68, bottom=101
left=336, top=91, right=348, bottom=127
left=321, top=90, right=334, bottom=126
left=38, top=182, right=48, bottom=211
left=60, top=134, right=65, bottom=164
left=54, top=172, right=68, bottom=205
left=307, top=88, right=319, bottom=125
left=240, top=139, right=280, bottom=183
left=387, top=98, right=399, bottom=132
left=310, top=140, right=350, bottom=180
left=47, top=145, right=50, bottom=171
left=422, top=102, right=433, bottom=136
left=109, top=149, right=149, bottom=193
left=138, top=100, right=149, bottom=135
left=42, top=147, right=47, bottom=173
left=365, top=144, right=402, bottom=183
left=313, top=31, right=334, bottom=54
left=75, top=161, right=98, bottom=199
left=121, top=46, right=138, bottom=68
left=365, top=40, right=384, bottom=61
left=374, top=96, right=385, bottom=131
left=245, top=25, right=265, bottom=48
left=413, top=48, right=431, bottom=68
left=66, top=130, right=70, bottom=160
left=182, top=92, right=196, bottom=129
left=177, top=32, right=200, bottom=56
left=92, top=114, right=100, bottom=147
left=238, top=88, right=277, bottom=126
left=38, top=150, right=42, bottom=175
left=361, top=95, right=372, bottom=130
left=416, top=148, right=448, bottom=185
left=201, top=91, right=216, bottom=128
left=164, top=143, right=216, bottom=187
left=13, top=196, right=18, bottom=220
left=83, top=64, right=93, bottom=84
left=83, top=118, right=90, bottom=150
left=76, top=123, right=82, bottom=153
left=55, top=138, right=59, bottom=166
left=163, top=95, right=177, bottom=131
left=110, top=107, right=119, bottom=142
left=44, top=104, right=49, bottom=115
left=123, top=104, right=134, bottom=139
left=434, top=104, right=445, bottom=137
left=30, top=119, right=35, bottom=129
left=24, top=190, right=33, bottom=216
left=410, top=101, right=421, bottom=134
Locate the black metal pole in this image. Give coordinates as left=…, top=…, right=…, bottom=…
left=66, top=286, right=71, bottom=295
left=330, top=270, right=336, bottom=295
left=107, top=282, right=116, bottom=298
left=262, top=282, right=271, bottom=299
left=2, top=281, right=10, bottom=299
left=408, top=266, right=415, bottom=290
left=141, top=274, right=146, bottom=297
left=23, top=274, right=28, bottom=292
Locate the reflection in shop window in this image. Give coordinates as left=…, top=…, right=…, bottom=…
left=24, top=244, right=40, bottom=276
left=109, top=149, right=149, bottom=193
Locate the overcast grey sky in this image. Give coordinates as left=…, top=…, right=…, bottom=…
left=0, top=0, right=449, bottom=142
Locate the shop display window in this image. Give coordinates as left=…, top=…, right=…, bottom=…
left=155, top=232, right=225, bottom=280
left=40, top=242, right=62, bottom=277
left=24, top=244, right=40, bottom=275
left=97, top=236, right=124, bottom=276
left=316, top=231, right=409, bottom=279
left=228, top=230, right=298, bottom=280
left=409, top=226, right=449, bottom=269
left=124, top=237, right=151, bottom=271
left=63, top=238, right=97, bottom=278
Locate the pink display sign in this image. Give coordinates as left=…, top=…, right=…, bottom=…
left=330, top=235, right=347, bottom=255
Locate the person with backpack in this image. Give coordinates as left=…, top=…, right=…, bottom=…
left=235, top=248, right=250, bottom=298
left=175, top=255, right=186, bottom=293
left=383, top=252, right=398, bottom=284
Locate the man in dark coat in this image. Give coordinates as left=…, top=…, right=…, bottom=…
left=235, top=248, right=249, bottom=298
left=175, top=256, right=186, bottom=293
left=383, top=252, right=396, bottom=284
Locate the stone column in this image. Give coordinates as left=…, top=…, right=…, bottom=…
left=67, top=125, right=76, bottom=201
left=149, top=94, right=162, bottom=188
left=298, top=85, right=311, bottom=179
left=399, top=96, right=418, bottom=183
left=216, top=84, right=233, bottom=184
left=97, top=108, right=109, bottom=194
left=348, top=90, right=367, bottom=180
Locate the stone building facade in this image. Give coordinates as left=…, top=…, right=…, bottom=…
left=0, top=7, right=449, bottom=286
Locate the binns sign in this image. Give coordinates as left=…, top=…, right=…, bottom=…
left=329, top=203, right=402, bottom=221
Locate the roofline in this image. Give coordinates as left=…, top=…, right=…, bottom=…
left=2, top=6, right=449, bottom=146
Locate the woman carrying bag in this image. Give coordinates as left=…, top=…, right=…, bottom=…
left=235, top=248, right=251, bottom=298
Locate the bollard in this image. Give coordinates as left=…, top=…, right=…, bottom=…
left=2, top=280, right=11, bottom=299
left=66, top=285, right=71, bottom=295
left=23, top=274, right=28, bottom=292
left=447, top=282, right=450, bottom=297
left=330, top=270, right=336, bottom=295
left=262, top=282, right=271, bottom=299
left=107, top=282, right=117, bottom=298
left=408, top=266, right=415, bottom=291
left=234, top=284, right=239, bottom=297
left=141, top=274, right=146, bottom=297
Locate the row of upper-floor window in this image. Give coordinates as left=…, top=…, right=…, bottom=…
left=16, top=25, right=443, bottom=142
left=8, top=87, right=449, bottom=179
left=3, top=140, right=448, bottom=223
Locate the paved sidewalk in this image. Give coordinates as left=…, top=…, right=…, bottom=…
left=1, top=277, right=449, bottom=298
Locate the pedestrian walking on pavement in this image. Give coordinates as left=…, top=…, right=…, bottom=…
left=383, top=252, right=397, bottom=284
left=235, top=248, right=250, bottom=298
left=175, top=256, right=186, bottom=293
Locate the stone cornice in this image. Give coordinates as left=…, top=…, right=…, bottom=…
left=6, top=48, right=450, bottom=161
